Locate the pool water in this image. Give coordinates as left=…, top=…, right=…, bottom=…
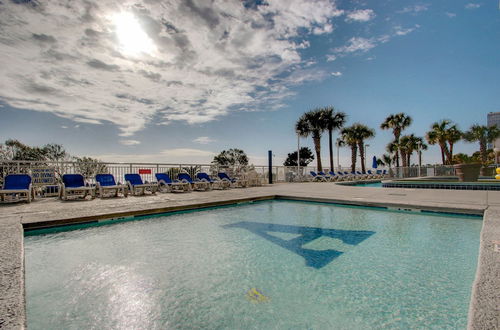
left=352, top=182, right=383, bottom=187
left=25, top=200, right=481, bottom=329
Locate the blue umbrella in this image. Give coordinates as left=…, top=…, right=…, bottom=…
left=372, top=156, right=378, bottom=169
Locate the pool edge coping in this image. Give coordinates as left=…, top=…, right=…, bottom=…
left=3, top=193, right=496, bottom=329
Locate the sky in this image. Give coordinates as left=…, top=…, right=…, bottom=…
left=0, top=0, right=499, bottom=167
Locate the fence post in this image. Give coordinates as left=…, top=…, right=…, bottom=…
left=268, top=150, right=273, bottom=184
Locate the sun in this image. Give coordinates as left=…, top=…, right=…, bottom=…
left=111, top=12, right=156, bottom=56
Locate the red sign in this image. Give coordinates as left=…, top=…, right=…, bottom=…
left=138, top=169, right=152, bottom=174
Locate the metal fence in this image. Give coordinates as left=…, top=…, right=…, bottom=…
left=0, top=160, right=391, bottom=186
left=390, top=165, right=456, bottom=179
left=0, top=161, right=319, bottom=187
left=0, top=160, right=465, bottom=191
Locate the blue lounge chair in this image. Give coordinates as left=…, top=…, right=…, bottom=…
left=0, top=174, right=33, bottom=203
left=310, top=171, right=327, bottom=182
left=341, top=171, right=355, bottom=180
left=367, top=170, right=381, bottom=179
left=155, top=173, right=190, bottom=192
left=178, top=172, right=210, bottom=191
left=318, top=171, right=332, bottom=181
left=218, top=172, right=247, bottom=188
left=95, top=174, right=128, bottom=198
left=61, top=174, right=94, bottom=200
left=196, top=172, right=229, bottom=190
left=125, top=174, right=157, bottom=195
left=328, top=171, right=343, bottom=181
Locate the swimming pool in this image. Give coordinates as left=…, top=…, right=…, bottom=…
left=25, top=200, right=481, bottom=329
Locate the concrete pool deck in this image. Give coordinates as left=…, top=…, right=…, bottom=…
left=1, top=182, right=499, bottom=329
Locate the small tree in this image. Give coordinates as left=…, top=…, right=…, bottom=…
left=381, top=154, right=393, bottom=168
left=283, top=147, right=314, bottom=166
left=212, top=148, right=249, bottom=167
left=43, top=143, right=68, bottom=161
left=74, top=156, right=107, bottom=179
left=5, top=139, right=47, bottom=161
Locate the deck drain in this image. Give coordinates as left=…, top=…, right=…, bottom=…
left=388, top=193, right=407, bottom=196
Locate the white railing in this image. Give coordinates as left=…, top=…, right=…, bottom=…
left=0, top=160, right=391, bottom=187
left=390, top=165, right=456, bottom=179
left=2, top=160, right=463, bottom=184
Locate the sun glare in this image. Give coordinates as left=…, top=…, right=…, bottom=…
left=111, top=12, right=156, bottom=56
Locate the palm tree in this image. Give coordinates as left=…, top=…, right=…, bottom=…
left=380, top=113, right=413, bottom=167
left=343, top=124, right=375, bottom=173
left=354, top=124, right=375, bottom=172
left=463, top=124, right=500, bottom=165
left=296, top=109, right=328, bottom=171
left=322, top=106, right=346, bottom=171
left=445, top=125, right=462, bottom=163
left=340, top=127, right=358, bottom=173
left=400, top=134, right=427, bottom=166
left=426, top=120, right=453, bottom=165
left=386, top=140, right=399, bottom=165
left=415, top=137, right=428, bottom=167
left=381, top=154, right=393, bottom=169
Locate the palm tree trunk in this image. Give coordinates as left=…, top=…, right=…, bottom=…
left=439, top=144, right=446, bottom=165
left=313, top=137, right=322, bottom=171
left=480, top=141, right=487, bottom=164
left=394, top=132, right=401, bottom=168
left=350, top=145, right=357, bottom=172
left=328, top=129, right=334, bottom=171
left=358, top=142, right=365, bottom=173
left=449, top=143, right=454, bottom=164
left=443, top=146, right=452, bottom=165
left=401, top=151, right=407, bottom=167
left=479, top=140, right=487, bottom=176
left=394, top=151, right=400, bottom=167
left=407, top=153, right=411, bottom=167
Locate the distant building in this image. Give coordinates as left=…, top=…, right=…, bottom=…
left=487, top=112, right=500, bottom=128
left=487, top=112, right=500, bottom=160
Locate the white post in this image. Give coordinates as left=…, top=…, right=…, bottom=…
left=336, top=138, right=341, bottom=171
left=418, top=143, right=422, bottom=177
left=364, top=144, right=369, bottom=171
left=297, top=135, right=300, bottom=180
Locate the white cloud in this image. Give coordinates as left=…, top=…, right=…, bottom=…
left=313, top=23, right=333, bottom=35
left=346, top=9, right=376, bottom=22
left=0, top=0, right=341, bottom=136
left=465, top=3, right=481, bottom=9
left=394, top=25, right=419, bottom=36
left=333, top=24, right=419, bottom=57
left=120, top=139, right=141, bottom=146
left=398, top=4, right=429, bottom=14
left=193, top=136, right=215, bottom=144
left=334, top=37, right=376, bottom=54
left=331, top=71, right=342, bottom=77
left=326, top=54, right=337, bottom=62
left=445, top=12, right=457, bottom=18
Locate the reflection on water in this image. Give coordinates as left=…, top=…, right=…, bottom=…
left=224, top=221, right=375, bottom=268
